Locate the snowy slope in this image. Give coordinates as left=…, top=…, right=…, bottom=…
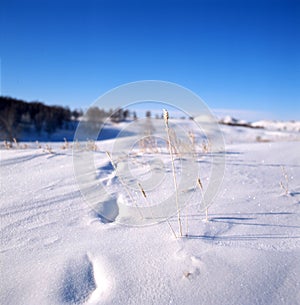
left=252, top=120, right=300, bottom=132
left=1, top=120, right=300, bottom=305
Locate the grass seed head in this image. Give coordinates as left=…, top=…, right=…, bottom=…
left=138, top=182, right=147, bottom=198
left=197, top=178, right=203, bottom=190
left=163, top=109, right=169, bottom=124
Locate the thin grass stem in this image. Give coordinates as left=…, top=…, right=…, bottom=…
left=163, top=109, right=183, bottom=237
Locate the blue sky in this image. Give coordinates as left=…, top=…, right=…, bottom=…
left=1, top=0, right=299, bottom=120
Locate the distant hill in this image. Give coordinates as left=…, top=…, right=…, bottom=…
left=219, top=115, right=300, bottom=132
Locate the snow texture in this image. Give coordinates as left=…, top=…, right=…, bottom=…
left=1, top=119, right=300, bottom=305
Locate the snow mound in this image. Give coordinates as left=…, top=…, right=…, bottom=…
left=91, top=196, right=119, bottom=224
left=220, top=116, right=239, bottom=124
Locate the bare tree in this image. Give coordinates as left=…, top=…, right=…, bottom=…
left=0, top=105, right=20, bottom=141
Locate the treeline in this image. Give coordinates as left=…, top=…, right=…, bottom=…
left=0, top=96, right=82, bottom=141
left=0, top=96, right=159, bottom=141
left=0, top=96, right=137, bottom=141
left=85, top=107, right=130, bottom=123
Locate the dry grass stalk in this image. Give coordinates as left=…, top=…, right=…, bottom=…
left=139, top=136, right=159, bottom=154
left=86, top=140, right=97, bottom=151
left=139, top=138, right=146, bottom=153
left=202, top=139, right=211, bottom=153
left=197, top=178, right=203, bottom=190
left=137, top=182, right=147, bottom=199
left=138, top=181, right=177, bottom=238
left=188, top=131, right=196, bottom=156
left=163, top=108, right=183, bottom=237
left=185, top=206, right=189, bottom=237
left=44, top=145, right=53, bottom=154
left=137, top=182, right=156, bottom=219
left=106, top=151, right=117, bottom=170
left=74, top=139, right=81, bottom=150
left=62, top=138, right=69, bottom=150
left=36, top=140, right=42, bottom=149
left=169, top=129, right=179, bottom=155
left=279, top=166, right=289, bottom=195
left=197, top=178, right=209, bottom=222
left=205, top=207, right=209, bottom=222
left=13, top=138, right=19, bottom=149
left=4, top=140, right=12, bottom=149
left=183, top=271, right=192, bottom=278
left=165, top=217, right=178, bottom=239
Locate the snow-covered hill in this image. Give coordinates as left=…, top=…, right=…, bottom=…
left=219, top=115, right=300, bottom=132
left=252, top=119, right=300, bottom=132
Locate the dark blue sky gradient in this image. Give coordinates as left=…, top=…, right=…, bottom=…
left=1, top=0, right=299, bottom=119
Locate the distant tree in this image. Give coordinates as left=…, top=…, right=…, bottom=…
left=0, top=97, right=22, bottom=140
left=28, top=102, right=44, bottom=123
left=86, top=107, right=102, bottom=122
left=145, top=111, right=151, bottom=118
left=72, top=109, right=83, bottom=120
left=0, top=104, right=18, bottom=140
left=123, top=109, right=129, bottom=120
left=44, top=112, right=56, bottom=135
left=61, top=106, right=71, bottom=123
left=111, top=108, right=124, bottom=122
left=133, top=111, right=137, bottom=120
left=34, top=112, right=44, bottom=134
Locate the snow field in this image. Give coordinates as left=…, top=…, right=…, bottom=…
left=1, top=120, right=300, bottom=305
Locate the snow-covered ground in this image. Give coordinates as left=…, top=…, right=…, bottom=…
left=1, top=119, right=300, bottom=305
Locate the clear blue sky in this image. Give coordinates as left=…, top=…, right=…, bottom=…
left=1, top=0, right=299, bottom=120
